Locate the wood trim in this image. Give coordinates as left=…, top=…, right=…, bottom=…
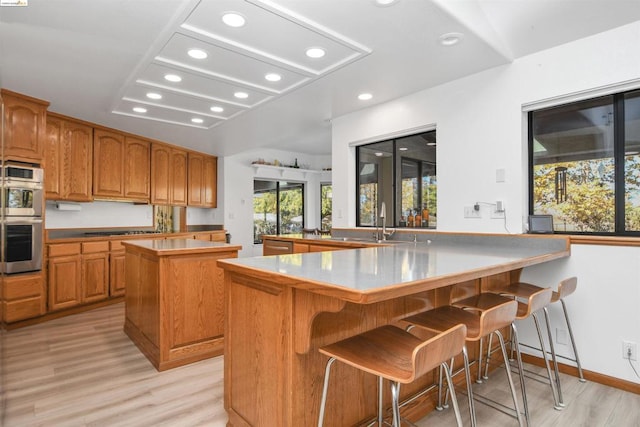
left=569, top=235, right=640, bottom=247
left=4, top=297, right=124, bottom=330
left=521, top=353, right=640, bottom=395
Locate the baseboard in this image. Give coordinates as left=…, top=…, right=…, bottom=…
left=520, top=353, right=640, bottom=395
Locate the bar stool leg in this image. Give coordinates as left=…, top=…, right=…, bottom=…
left=318, top=357, right=336, bottom=427
left=495, top=330, right=525, bottom=427
left=543, top=307, right=565, bottom=407
left=561, top=298, right=586, bottom=382
left=442, top=362, right=464, bottom=427
left=510, top=323, right=531, bottom=426
left=532, top=311, right=562, bottom=410
left=476, top=337, right=484, bottom=383
left=378, top=376, right=384, bottom=425
left=462, top=346, right=477, bottom=427
left=482, top=333, right=493, bottom=380
left=390, top=381, right=402, bottom=427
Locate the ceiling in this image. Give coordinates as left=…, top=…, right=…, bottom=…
left=2, top=0, right=640, bottom=158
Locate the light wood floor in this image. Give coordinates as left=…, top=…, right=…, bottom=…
left=1, top=303, right=639, bottom=426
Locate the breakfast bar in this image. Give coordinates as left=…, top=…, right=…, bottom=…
left=217, top=233, right=570, bottom=426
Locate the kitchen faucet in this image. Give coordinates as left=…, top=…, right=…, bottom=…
left=379, top=202, right=395, bottom=241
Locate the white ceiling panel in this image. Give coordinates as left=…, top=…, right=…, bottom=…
left=114, top=98, right=225, bottom=130
left=154, top=33, right=311, bottom=93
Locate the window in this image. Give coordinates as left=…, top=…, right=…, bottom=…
left=253, top=180, right=304, bottom=243
left=356, top=130, right=436, bottom=228
left=529, top=89, right=640, bottom=234
left=320, top=183, right=332, bottom=231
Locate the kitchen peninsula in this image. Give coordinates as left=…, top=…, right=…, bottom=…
left=123, top=238, right=241, bottom=371
left=218, top=232, right=570, bottom=426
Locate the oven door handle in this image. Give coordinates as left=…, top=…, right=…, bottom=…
left=3, top=218, right=43, bottom=225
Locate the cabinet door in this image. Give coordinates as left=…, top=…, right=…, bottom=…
left=48, top=255, right=82, bottom=311
left=110, top=251, right=126, bottom=297
left=203, top=155, right=218, bottom=208
left=65, top=120, right=93, bottom=201
left=93, top=129, right=125, bottom=198
left=45, top=116, right=64, bottom=198
left=171, top=149, right=188, bottom=206
left=82, top=252, right=109, bottom=303
left=151, top=144, right=171, bottom=205
left=1, top=90, right=48, bottom=162
left=124, top=136, right=150, bottom=201
left=188, top=152, right=204, bottom=206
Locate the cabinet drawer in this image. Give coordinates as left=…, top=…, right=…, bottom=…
left=48, top=243, right=81, bottom=257
left=82, top=241, right=110, bottom=254
left=211, top=232, right=226, bottom=242
left=110, top=240, right=125, bottom=251
left=4, top=296, right=46, bottom=322
left=263, top=240, right=293, bottom=255
left=3, top=273, right=43, bottom=300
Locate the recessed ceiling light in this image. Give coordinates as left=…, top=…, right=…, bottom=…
left=133, top=107, right=147, bottom=113
left=222, top=12, right=246, bottom=27
left=374, top=0, right=398, bottom=6
left=234, top=91, right=249, bottom=99
left=306, top=47, right=325, bottom=59
left=265, top=73, right=281, bottom=82
left=375, top=152, right=384, bottom=157
left=210, top=106, right=224, bottom=113
left=358, top=93, right=373, bottom=101
left=146, top=92, right=162, bottom=100
left=399, top=147, right=408, bottom=151
left=164, top=74, right=182, bottom=83
left=439, top=32, right=463, bottom=47
left=191, top=118, right=204, bottom=124
left=188, top=48, right=208, bottom=59
left=427, top=142, right=436, bottom=146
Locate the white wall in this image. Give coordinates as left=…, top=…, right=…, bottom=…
left=222, top=148, right=331, bottom=257
left=330, top=22, right=640, bottom=384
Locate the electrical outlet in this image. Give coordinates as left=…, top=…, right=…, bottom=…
left=556, top=328, right=568, bottom=345
left=623, top=341, right=637, bottom=361
left=464, top=206, right=481, bottom=218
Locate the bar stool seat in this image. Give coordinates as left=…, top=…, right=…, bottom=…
left=317, top=324, right=472, bottom=427
left=402, top=297, right=526, bottom=426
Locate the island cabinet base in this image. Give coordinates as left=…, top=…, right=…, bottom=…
left=223, top=267, right=522, bottom=427
left=123, top=239, right=240, bottom=371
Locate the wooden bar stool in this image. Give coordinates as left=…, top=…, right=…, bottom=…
left=402, top=298, right=526, bottom=427
left=317, top=324, right=474, bottom=427
left=481, top=284, right=563, bottom=410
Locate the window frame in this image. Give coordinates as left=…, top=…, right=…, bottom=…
left=253, top=180, right=305, bottom=244
left=528, top=89, right=640, bottom=236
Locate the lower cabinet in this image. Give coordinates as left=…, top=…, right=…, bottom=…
left=2, top=272, right=46, bottom=323
left=109, top=240, right=126, bottom=297
left=47, top=241, right=111, bottom=312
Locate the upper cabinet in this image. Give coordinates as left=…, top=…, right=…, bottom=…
left=151, top=144, right=187, bottom=206
left=45, top=114, right=93, bottom=201
left=188, top=152, right=218, bottom=208
left=93, top=129, right=150, bottom=203
left=1, top=89, right=49, bottom=163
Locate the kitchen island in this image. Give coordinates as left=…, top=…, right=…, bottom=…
left=123, top=239, right=241, bottom=371
left=217, top=232, right=570, bottom=426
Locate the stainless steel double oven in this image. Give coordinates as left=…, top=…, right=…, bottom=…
left=1, top=163, right=44, bottom=274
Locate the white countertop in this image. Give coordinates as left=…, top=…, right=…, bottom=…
left=219, top=236, right=569, bottom=294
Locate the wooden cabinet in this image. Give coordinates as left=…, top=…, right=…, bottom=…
left=93, top=129, right=125, bottom=198
left=1, top=89, right=49, bottom=162
left=47, top=241, right=110, bottom=311
left=45, top=114, right=93, bottom=201
left=93, top=130, right=150, bottom=202
left=123, top=240, right=240, bottom=370
left=263, top=239, right=293, bottom=255
left=48, top=243, right=82, bottom=311
left=2, top=272, right=46, bottom=323
left=151, top=144, right=187, bottom=206
left=109, top=240, right=126, bottom=297
left=124, top=136, right=150, bottom=200
left=188, top=153, right=218, bottom=208
left=81, top=241, right=109, bottom=303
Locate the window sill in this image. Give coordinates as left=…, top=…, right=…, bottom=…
left=569, top=235, right=640, bottom=247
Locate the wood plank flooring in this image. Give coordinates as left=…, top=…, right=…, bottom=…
left=1, top=303, right=639, bottom=426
